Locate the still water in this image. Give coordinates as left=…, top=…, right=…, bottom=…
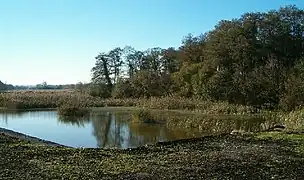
left=0, top=110, right=279, bottom=149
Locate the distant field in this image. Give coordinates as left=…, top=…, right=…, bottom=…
left=3, top=89, right=76, bottom=93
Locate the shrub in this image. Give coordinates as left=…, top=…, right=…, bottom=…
left=89, top=84, right=112, bottom=98
left=57, top=104, right=90, bottom=117
left=111, top=79, right=134, bottom=98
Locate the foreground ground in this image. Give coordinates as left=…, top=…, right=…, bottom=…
left=0, top=131, right=303, bottom=179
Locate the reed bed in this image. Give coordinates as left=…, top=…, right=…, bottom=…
left=1, top=90, right=302, bottom=132
left=282, top=108, right=304, bottom=130
left=0, top=90, right=258, bottom=115
left=128, top=108, right=282, bottom=135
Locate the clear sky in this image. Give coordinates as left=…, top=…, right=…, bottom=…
left=0, top=0, right=303, bottom=85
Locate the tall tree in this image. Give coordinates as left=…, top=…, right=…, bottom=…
left=123, top=46, right=143, bottom=78
left=91, top=53, right=113, bottom=88
left=108, top=47, right=124, bottom=85
left=162, top=47, right=180, bottom=74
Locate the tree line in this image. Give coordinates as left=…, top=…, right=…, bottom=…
left=0, top=81, right=84, bottom=91
left=90, top=5, right=304, bottom=111
left=0, top=81, right=14, bottom=91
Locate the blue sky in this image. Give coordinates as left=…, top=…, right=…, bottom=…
left=0, top=0, right=303, bottom=85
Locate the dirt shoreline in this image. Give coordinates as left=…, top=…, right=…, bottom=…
left=0, top=129, right=303, bottom=179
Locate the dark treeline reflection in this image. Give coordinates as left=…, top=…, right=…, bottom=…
left=90, top=112, right=170, bottom=148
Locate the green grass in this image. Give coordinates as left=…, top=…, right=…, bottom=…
left=253, top=131, right=304, bottom=155
left=254, top=131, right=304, bottom=141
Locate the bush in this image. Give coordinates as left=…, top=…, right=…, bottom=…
left=57, top=104, right=90, bottom=117
left=112, top=79, right=134, bottom=98
left=279, top=74, right=304, bottom=111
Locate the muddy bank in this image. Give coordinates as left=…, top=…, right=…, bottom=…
left=0, top=129, right=303, bottom=179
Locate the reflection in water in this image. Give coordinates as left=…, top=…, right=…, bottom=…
left=0, top=110, right=54, bottom=126
left=58, top=116, right=90, bottom=128
left=90, top=113, right=169, bottom=148
left=0, top=110, right=282, bottom=149
left=0, top=110, right=27, bottom=124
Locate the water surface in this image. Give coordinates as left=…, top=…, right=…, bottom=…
left=0, top=110, right=279, bottom=148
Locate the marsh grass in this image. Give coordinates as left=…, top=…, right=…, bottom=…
left=127, top=108, right=283, bottom=135
left=137, top=96, right=257, bottom=115
left=282, top=108, right=304, bottom=130
left=2, top=90, right=303, bottom=132
left=0, top=91, right=258, bottom=115
left=256, top=108, right=304, bottom=131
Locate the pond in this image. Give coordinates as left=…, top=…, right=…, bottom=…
left=0, top=109, right=280, bottom=149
